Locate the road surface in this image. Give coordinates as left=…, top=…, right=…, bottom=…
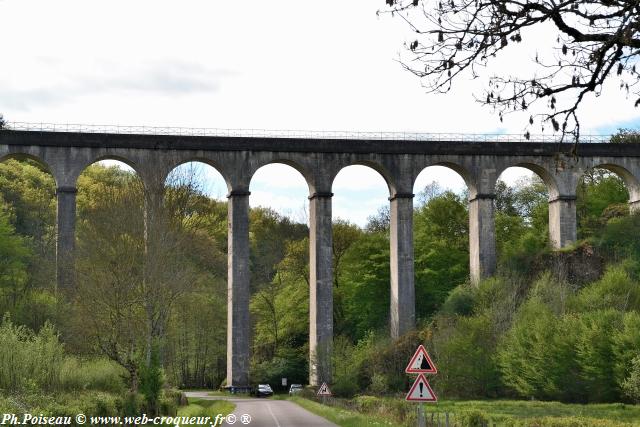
left=185, top=391, right=338, bottom=427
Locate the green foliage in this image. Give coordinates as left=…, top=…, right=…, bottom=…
left=139, top=345, right=164, bottom=415
left=60, top=358, right=127, bottom=393
left=577, top=169, right=629, bottom=239
left=611, top=311, right=640, bottom=391
left=0, top=316, right=127, bottom=394
left=598, top=214, right=640, bottom=267
left=338, top=232, right=390, bottom=340
left=251, top=347, right=307, bottom=389
left=250, top=207, right=307, bottom=289
left=621, top=355, right=640, bottom=403
left=440, top=285, right=476, bottom=317
left=414, top=191, right=469, bottom=320
left=0, top=206, right=31, bottom=309
left=331, top=335, right=367, bottom=397
left=0, top=316, right=64, bottom=392
left=574, top=265, right=640, bottom=312
left=610, top=128, right=640, bottom=144
left=497, top=295, right=579, bottom=401
left=573, top=309, right=624, bottom=402
left=494, top=177, right=549, bottom=270
left=432, top=314, right=501, bottom=398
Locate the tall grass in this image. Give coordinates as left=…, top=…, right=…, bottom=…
left=0, top=316, right=63, bottom=391
left=0, top=316, right=126, bottom=393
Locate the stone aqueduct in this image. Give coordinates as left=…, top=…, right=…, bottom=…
left=2, top=129, right=640, bottom=388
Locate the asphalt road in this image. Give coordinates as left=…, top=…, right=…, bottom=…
left=185, top=391, right=338, bottom=427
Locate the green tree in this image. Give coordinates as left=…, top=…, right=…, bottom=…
left=577, top=169, right=629, bottom=239
left=431, top=314, right=501, bottom=398
left=414, top=191, right=469, bottom=321
left=338, top=232, right=390, bottom=340
left=0, top=206, right=31, bottom=310
left=497, top=295, right=579, bottom=401
left=0, top=159, right=56, bottom=295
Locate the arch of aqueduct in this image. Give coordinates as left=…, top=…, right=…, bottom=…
left=2, top=128, right=640, bottom=388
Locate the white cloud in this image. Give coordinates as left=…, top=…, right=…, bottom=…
left=333, top=165, right=390, bottom=193
left=414, top=166, right=467, bottom=194
left=250, top=164, right=309, bottom=191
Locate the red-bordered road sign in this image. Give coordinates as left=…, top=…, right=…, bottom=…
left=405, top=374, right=437, bottom=402
left=317, top=382, right=332, bottom=396
left=405, top=344, right=437, bottom=374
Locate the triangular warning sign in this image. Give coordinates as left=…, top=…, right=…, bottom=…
left=316, top=382, right=332, bottom=396
left=405, top=374, right=437, bottom=402
left=405, top=344, right=437, bottom=374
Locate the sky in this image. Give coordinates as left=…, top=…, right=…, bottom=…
left=1, top=0, right=638, bottom=226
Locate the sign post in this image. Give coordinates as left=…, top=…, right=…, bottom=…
left=405, top=345, right=438, bottom=427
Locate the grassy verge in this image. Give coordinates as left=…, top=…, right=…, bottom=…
left=289, top=395, right=640, bottom=427
left=177, top=398, right=235, bottom=425
left=289, top=396, right=389, bottom=427
left=420, top=399, right=640, bottom=423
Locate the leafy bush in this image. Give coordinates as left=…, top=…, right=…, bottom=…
left=621, top=355, right=640, bottom=404
left=574, top=309, right=624, bottom=402
left=432, top=314, right=501, bottom=398
left=497, top=296, right=579, bottom=401
left=575, top=265, right=640, bottom=312
left=440, top=285, right=476, bottom=316
left=613, top=311, right=640, bottom=395
left=597, top=214, right=640, bottom=265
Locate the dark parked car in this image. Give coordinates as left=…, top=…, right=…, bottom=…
left=289, top=384, right=303, bottom=395
left=255, top=384, right=273, bottom=397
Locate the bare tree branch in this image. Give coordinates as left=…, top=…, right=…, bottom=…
left=382, top=0, right=640, bottom=144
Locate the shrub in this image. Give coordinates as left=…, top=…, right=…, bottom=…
left=621, top=355, right=640, bottom=403
left=598, top=214, right=640, bottom=264
left=575, top=265, right=640, bottom=312
left=497, top=297, right=580, bottom=401
left=574, top=309, right=624, bottom=402
left=432, top=314, right=501, bottom=398
left=612, top=311, right=640, bottom=389
left=440, top=285, right=476, bottom=316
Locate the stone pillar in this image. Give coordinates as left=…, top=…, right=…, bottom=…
left=56, top=186, right=77, bottom=293
left=308, top=192, right=333, bottom=386
left=629, top=199, right=640, bottom=214
left=549, top=195, right=577, bottom=249
left=389, top=193, right=415, bottom=339
left=226, top=190, right=251, bottom=388
left=469, top=194, right=496, bottom=285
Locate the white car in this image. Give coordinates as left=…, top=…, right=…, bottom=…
left=289, top=384, right=303, bottom=395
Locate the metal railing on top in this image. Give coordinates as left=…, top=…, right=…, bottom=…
left=2, top=121, right=613, bottom=143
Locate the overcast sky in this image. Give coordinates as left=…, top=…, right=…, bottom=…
left=1, top=0, right=638, bottom=226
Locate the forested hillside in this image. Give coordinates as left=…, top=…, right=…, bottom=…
left=1, top=151, right=640, bottom=416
